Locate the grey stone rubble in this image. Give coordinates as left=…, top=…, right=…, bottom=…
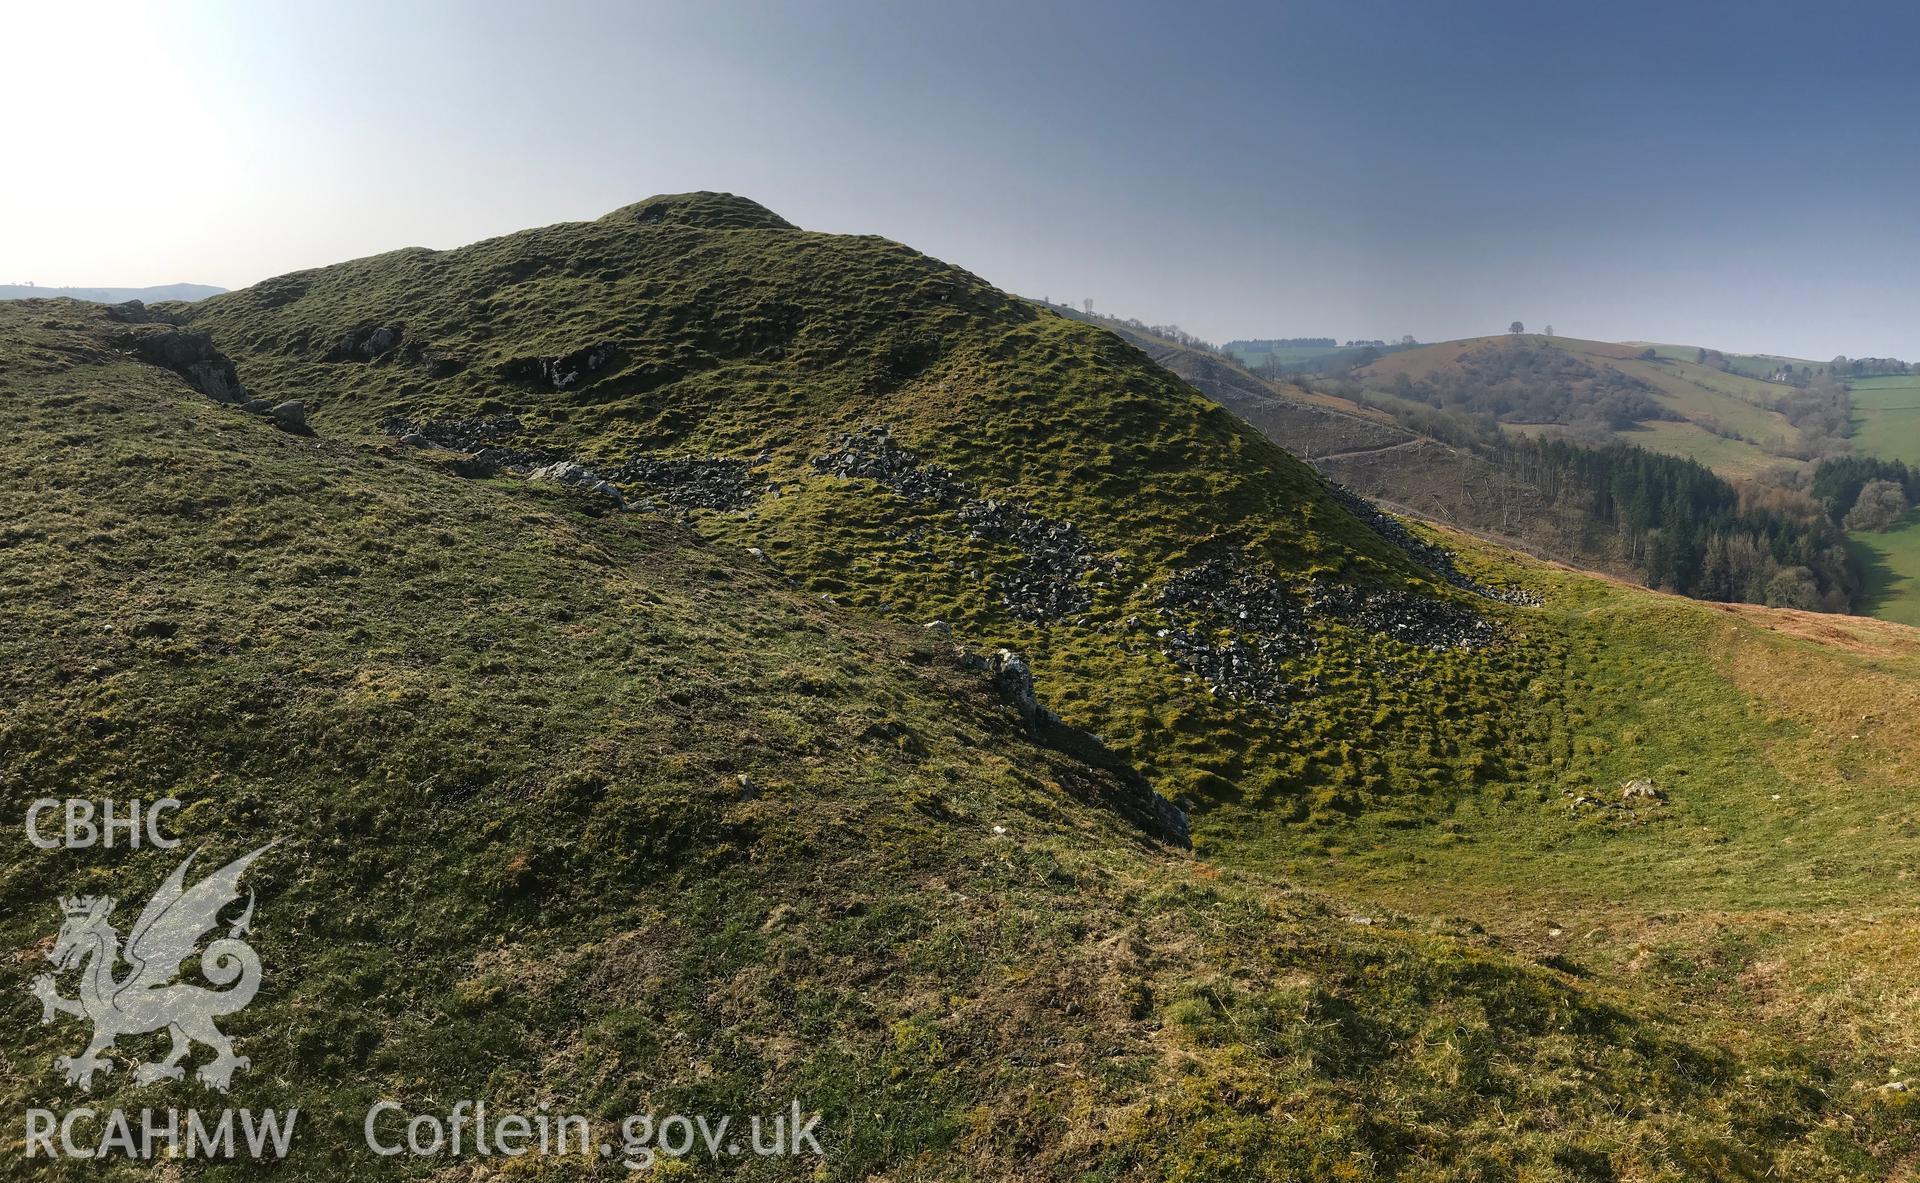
left=1153, top=558, right=1315, bottom=708
left=811, top=426, right=966, bottom=504
left=1327, top=483, right=1541, bottom=606
left=606, top=455, right=761, bottom=512
left=381, top=416, right=771, bottom=512
left=1150, top=550, right=1502, bottom=709
left=1311, top=582, right=1500, bottom=650
left=957, top=498, right=1111, bottom=621
left=811, top=426, right=1110, bottom=622
left=382, top=415, right=557, bottom=468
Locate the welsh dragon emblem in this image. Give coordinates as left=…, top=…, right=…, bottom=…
left=30, top=842, right=277, bottom=1092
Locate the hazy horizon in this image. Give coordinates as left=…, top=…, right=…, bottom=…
left=6, top=0, right=1917, bottom=360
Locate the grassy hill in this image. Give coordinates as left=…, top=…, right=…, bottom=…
left=16, top=297, right=1874, bottom=1180
left=179, top=193, right=1559, bottom=823
left=9, top=198, right=1920, bottom=1177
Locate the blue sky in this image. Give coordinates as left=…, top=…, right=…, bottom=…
left=5, top=0, right=1918, bottom=357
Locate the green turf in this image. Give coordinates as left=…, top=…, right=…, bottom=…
left=1851, top=512, right=1920, bottom=626
left=1847, top=373, right=1920, bottom=464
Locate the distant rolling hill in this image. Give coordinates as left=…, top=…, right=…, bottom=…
left=1053, top=310, right=1686, bottom=584
left=1354, top=333, right=1812, bottom=477
left=0, top=281, right=226, bottom=304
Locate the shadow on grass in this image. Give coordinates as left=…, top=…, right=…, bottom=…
left=1849, top=510, right=1920, bottom=621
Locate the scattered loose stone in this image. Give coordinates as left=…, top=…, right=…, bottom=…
left=812, top=426, right=965, bottom=504
left=1327, top=482, right=1540, bottom=605
left=812, top=426, right=1111, bottom=622
left=607, top=455, right=761, bottom=512
left=381, top=414, right=556, bottom=466
left=1310, top=581, right=1499, bottom=651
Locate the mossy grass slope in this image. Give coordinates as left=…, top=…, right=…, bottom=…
left=8, top=301, right=1913, bottom=1179
left=0, top=195, right=1891, bottom=1177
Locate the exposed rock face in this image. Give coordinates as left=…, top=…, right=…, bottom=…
left=118, top=326, right=251, bottom=404
left=985, top=648, right=1043, bottom=726
left=967, top=644, right=1189, bottom=848
left=528, top=460, right=624, bottom=506
left=324, top=324, right=404, bottom=363
left=270, top=400, right=310, bottom=435
left=499, top=344, right=617, bottom=390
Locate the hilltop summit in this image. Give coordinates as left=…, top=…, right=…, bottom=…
left=603, top=190, right=798, bottom=230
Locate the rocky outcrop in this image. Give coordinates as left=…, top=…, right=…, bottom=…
left=270, top=400, right=310, bottom=435
left=527, top=460, right=624, bottom=507
left=499, top=344, right=617, bottom=390
left=323, top=324, right=404, bottom=363
left=984, top=648, right=1044, bottom=727
left=117, top=325, right=251, bottom=405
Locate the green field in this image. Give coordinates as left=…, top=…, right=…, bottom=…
left=1848, top=372, right=1920, bottom=463
left=1498, top=415, right=1795, bottom=478
left=1358, top=335, right=1810, bottom=474
left=1633, top=342, right=1817, bottom=381
left=1843, top=374, right=1920, bottom=626
left=1229, top=343, right=1376, bottom=371
left=1852, top=513, right=1920, bottom=626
